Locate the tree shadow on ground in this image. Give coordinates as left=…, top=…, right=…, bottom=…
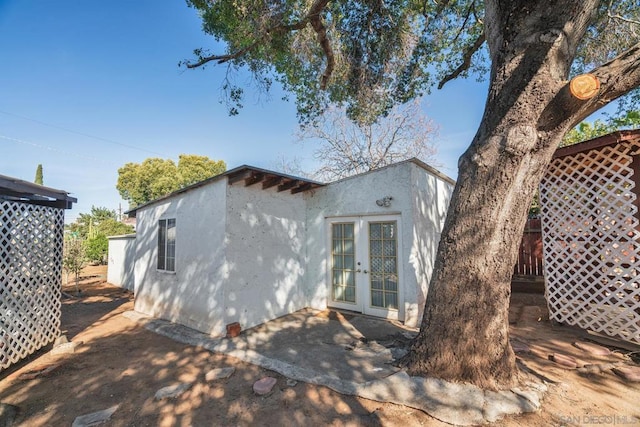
left=0, top=280, right=441, bottom=426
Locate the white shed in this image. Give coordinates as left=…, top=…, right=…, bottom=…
left=127, top=159, right=454, bottom=337
left=107, top=233, right=136, bottom=291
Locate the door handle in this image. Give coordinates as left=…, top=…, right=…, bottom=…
left=363, top=270, right=368, bottom=274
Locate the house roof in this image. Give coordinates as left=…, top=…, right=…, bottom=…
left=125, top=159, right=455, bottom=216
left=126, top=165, right=325, bottom=216
left=326, top=158, right=456, bottom=186
left=0, top=174, right=77, bottom=209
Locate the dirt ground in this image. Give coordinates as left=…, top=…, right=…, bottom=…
left=1, top=265, right=639, bottom=426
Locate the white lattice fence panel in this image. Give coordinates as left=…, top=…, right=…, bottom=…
left=1, top=201, right=64, bottom=371
left=540, top=141, right=640, bottom=344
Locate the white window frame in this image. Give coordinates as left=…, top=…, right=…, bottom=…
left=157, top=218, right=176, bottom=272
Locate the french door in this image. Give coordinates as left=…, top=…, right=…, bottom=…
left=327, top=215, right=403, bottom=320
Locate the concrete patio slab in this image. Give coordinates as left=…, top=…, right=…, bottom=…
left=123, top=309, right=545, bottom=425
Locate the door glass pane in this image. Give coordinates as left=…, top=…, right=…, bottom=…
left=369, top=256, right=382, bottom=273
left=384, top=277, right=398, bottom=292
left=345, top=286, right=355, bottom=302
left=344, top=224, right=354, bottom=238
left=333, top=255, right=343, bottom=269
left=369, top=223, right=382, bottom=239
left=331, top=223, right=356, bottom=303
left=371, top=290, right=383, bottom=307
left=345, top=270, right=354, bottom=286
left=369, top=221, right=398, bottom=310
left=386, top=292, right=398, bottom=310
left=343, top=255, right=354, bottom=270
left=369, top=240, right=382, bottom=256
left=382, top=223, right=395, bottom=239
left=383, top=240, right=396, bottom=256
left=384, top=258, right=396, bottom=273
left=343, top=239, right=354, bottom=254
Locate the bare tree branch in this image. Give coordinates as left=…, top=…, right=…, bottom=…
left=185, top=43, right=261, bottom=69
left=302, top=101, right=438, bottom=181
left=437, top=33, right=486, bottom=89
left=607, top=12, right=640, bottom=27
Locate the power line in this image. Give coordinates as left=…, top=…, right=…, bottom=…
left=0, top=134, right=106, bottom=163
left=0, top=109, right=166, bottom=156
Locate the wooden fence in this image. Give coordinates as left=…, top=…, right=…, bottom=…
left=514, top=218, right=543, bottom=277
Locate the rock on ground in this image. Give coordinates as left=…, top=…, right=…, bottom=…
left=205, top=367, right=235, bottom=381
left=154, top=383, right=192, bottom=400
left=71, top=405, right=118, bottom=427
left=253, top=377, right=277, bottom=395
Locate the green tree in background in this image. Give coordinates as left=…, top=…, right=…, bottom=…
left=184, top=0, right=640, bottom=390
left=562, top=110, right=640, bottom=146
left=85, top=234, right=109, bottom=265
left=34, top=164, right=43, bottom=185
left=117, top=155, right=226, bottom=207
left=66, top=206, right=134, bottom=264
left=67, top=206, right=132, bottom=239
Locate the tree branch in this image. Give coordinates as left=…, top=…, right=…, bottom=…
left=539, top=42, right=640, bottom=132
left=184, top=0, right=334, bottom=88
left=184, top=43, right=260, bottom=69
left=437, top=33, right=486, bottom=89
left=607, top=12, right=640, bottom=27
left=308, top=0, right=334, bottom=89
left=580, top=41, right=640, bottom=120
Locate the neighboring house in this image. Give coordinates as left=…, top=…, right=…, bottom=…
left=125, top=159, right=454, bottom=337
left=121, top=216, right=136, bottom=230
left=540, top=129, right=640, bottom=345
left=0, top=175, right=76, bottom=371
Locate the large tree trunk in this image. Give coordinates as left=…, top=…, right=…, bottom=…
left=404, top=0, right=635, bottom=390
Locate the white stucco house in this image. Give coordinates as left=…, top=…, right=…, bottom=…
left=124, top=159, right=454, bottom=337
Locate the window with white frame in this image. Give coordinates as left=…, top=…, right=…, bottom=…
left=157, top=218, right=176, bottom=271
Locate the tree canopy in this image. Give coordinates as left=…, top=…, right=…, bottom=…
left=184, top=0, right=639, bottom=125
left=116, top=154, right=226, bottom=207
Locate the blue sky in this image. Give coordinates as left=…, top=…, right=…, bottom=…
left=0, top=1, right=490, bottom=222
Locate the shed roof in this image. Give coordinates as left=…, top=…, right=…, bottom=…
left=553, top=129, right=640, bottom=159
left=0, top=174, right=77, bottom=209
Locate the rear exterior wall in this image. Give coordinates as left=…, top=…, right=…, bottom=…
left=223, top=183, right=308, bottom=331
